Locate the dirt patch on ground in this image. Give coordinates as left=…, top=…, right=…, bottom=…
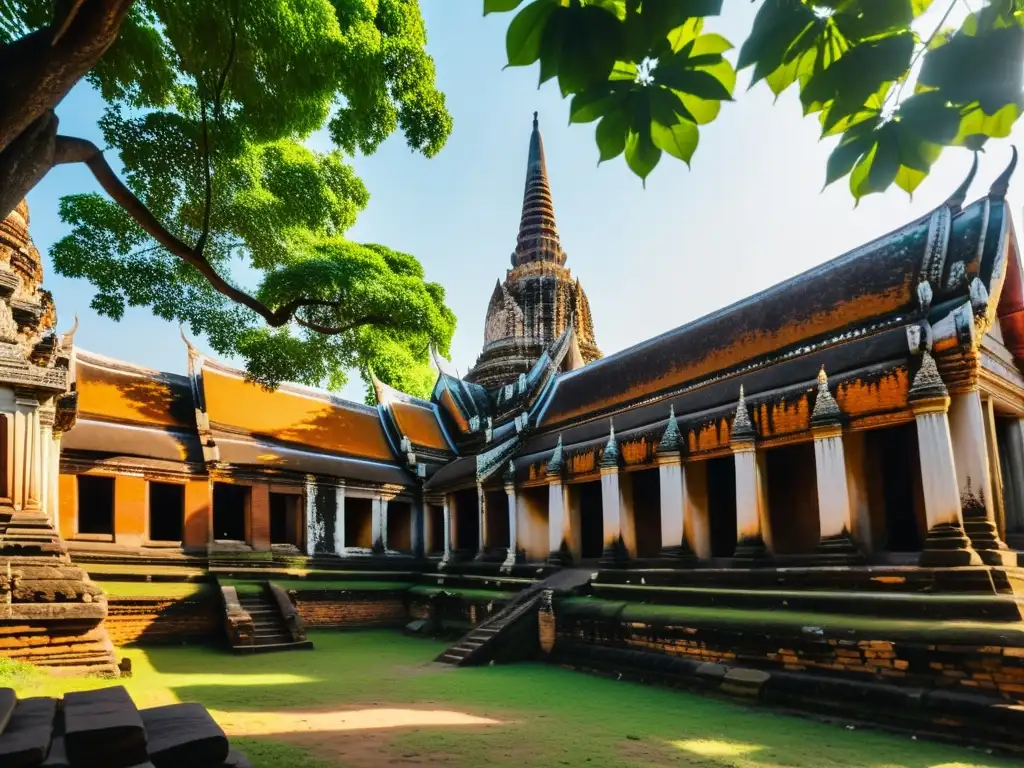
left=214, top=703, right=502, bottom=767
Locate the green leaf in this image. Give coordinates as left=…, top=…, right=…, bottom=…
left=737, top=0, right=819, bottom=86
left=625, top=129, right=661, bottom=182
left=953, top=100, right=1024, bottom=147
left=654, top=68, right=732, bottom=101
left=506, top=0, right=558, bottom=67
left=897, top=91, right=961, bottom=145
left=649, top=90, right=699, bottom=163
left=538, top=4, right=625, bottom=95
left=595, top=108, right=630, bottom=162
left=825, top=118, right=880, bottom=187
left=569, top=85, right=627, bottom=123
left=485, top=0, right=528, bottom=14
left=801, top=31, right=914, bottom=122
left=833, top=0, right=919, bottom=43
left=919, top=24, right=1024, bottom=116
left=628, top=0, right=722, bottom=57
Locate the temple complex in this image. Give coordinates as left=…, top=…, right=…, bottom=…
left=4, top=118, right=1024, bottom=744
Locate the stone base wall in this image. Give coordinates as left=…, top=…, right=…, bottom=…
left=105, top=595, right=219, bottom=646
left=292, top=590, right=409, bottom=628
left=0, top=619, right=118, bottom=675
left=552, top=611, right=1024, bottom=701
left=407, top=594, right=509, bottom=632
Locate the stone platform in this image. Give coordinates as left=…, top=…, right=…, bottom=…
left=0, top=508, right=118, bottom=676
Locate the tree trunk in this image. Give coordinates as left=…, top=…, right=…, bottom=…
left=0, top=0, right=135, bottom=220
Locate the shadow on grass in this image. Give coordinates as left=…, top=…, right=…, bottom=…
left=119, top=631, right=1018, bottom=768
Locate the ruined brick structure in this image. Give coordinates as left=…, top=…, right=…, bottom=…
left=466, top=113, right=601, bottom=389
left=0, top=202, right=118, bottom=676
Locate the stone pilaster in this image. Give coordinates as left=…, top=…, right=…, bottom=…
left=12, top=392, right=36, bottom=511
left=545, top=436, right=570, bottom=565
left=441, top=494, right=452, bottom=566
left=502, top=463, right=519, bottom=571
left=599, top=423, right=629, bottom=565
left=731, top=386, right=767, bottom=561
left=948, top=389, right=1014, bottom=564
left=810, top=368, right=861, bottom=560
left=656, top=407, right=693, bottom=561
left=334, top=483, right=346, bottom=556
left=474, top=483, right=488, bottom=560
left=371, top=494, right=386, bottom=553
left=909, top=352, right=982, bottom=567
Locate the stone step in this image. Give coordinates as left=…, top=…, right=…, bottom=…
left=233, top=639, right=314, bottom=654
left=0, top=696, right=57, bottom=767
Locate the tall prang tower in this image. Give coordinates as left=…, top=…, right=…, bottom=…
left=465, top=113, right=602, bottom=389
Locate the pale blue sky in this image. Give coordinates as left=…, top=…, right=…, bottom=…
left=23, top=2, right=1023, bottom=404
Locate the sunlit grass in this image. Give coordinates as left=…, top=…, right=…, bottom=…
left=2, top=630, right=1016, bottom=768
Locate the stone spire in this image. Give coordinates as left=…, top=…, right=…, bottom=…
left=731, top=385, right=755, bottom=441
left=810, top=367, right=842, bottom=426
left=512, top=112, right=565, bottom=267
left=546, top=435, right=564, bottom=477
left=908, top=349, right=948, bottom=401
left=600, top=421, right=620, bottom=468
left=657, top=405, right=682, bottom=456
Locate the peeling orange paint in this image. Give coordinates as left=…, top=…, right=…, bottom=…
left=836, top=369, right=909, bottom=417
left=621, top=438, right=652, bottom=466
left=753, top=396, right=810, bottom=438
left=568, top=450, right=596, bottom=476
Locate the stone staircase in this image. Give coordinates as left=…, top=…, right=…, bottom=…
left=436, top=568, right=593, bottom=667
left=226, top=584, right=313, bottom=654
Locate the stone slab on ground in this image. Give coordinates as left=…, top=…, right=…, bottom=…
left=0, top=686, right=17, bottom=734
left=140, top=702, right=229, bottom=768
left=41, top=735, right=68, bottom=767
left=0, top=696, right=57, bottom=768
left=221, top=747, right=253, bottom=767
left=721, top=667, right=771, bottom=698
left=63, top=685, right=147, bottom=768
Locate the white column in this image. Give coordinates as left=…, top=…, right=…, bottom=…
left=502, top=480, right=517, bottom=570
left=441, top=494, right=452, bottom=565
left=949, top=390, right=996, bottom=518
left=842, top=431, right=873, bottom=552
left=913, top=398, right=982, bottom=566
left=813, top=424, right=859, bottom=556
left=658, top=453, right=688, bottom=558
left=547, top=480, right=567, bottom=563
left=334, top=484, right=346, bottom=556
left=372, top=494, right=385, bottom=552
left=475, top=484, right=487, bottom=558
left=733, top=442, right=767, bottom=559
left=600, top=465, right=627, bottom=563
left=304, top=478, right=317, bottom=555
left=38, top=412, right=51, bottom=520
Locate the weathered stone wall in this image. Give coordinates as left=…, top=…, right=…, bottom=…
left=550, top=607, right=1024, bottom=702
left=105, top=594, right=219, bottom=646
left=292, top=590, right=408, bottom=628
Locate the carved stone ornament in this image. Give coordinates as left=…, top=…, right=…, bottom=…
left=731, top=385, right=755, bottom=441
left=908, top=350, right=948, bottom=402
left=810, top=367, right=842, bottom=426
left=656, top=405, right=682, bottom=456
left=546, top=435, right=564, bottom=477
left=600, top=422, right=620, bottom=469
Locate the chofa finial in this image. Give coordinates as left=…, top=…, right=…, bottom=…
left=944, top=152, right=979, bottom=212
left=59, top=314, right=79, bottom=349
left=989, top=145, right=1018, bottom=199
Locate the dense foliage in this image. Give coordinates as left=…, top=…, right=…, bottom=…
left=487, top=0, right=1024, bottom=200
left=1, top=0, right=455, bottom=400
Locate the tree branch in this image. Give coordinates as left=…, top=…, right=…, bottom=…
left=195, top=96, right=213, bottom=256
left=52, top=0, right=89, bottom=47
left=50, top=134, right=397, bottom=336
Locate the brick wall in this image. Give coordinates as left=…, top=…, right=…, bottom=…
left=292, top=590, right=408, bottom=628
left=551, top=611, right=1024, bottom=702
left=105, top=594, right=219, bottom=646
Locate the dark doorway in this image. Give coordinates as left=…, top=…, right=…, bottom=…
left=484, top=489, right=510, bottom=551
left=453, top=488, right=480, bottom=555
left=866, top=425, right=926, bottom=552
left=577, top=480, right=603, bottom=559
left=631, top=469, right=662, bottom=558
left=148, top=482, right=184, bottom=542
left=345, top=497, right=374, bottom=549
left=707, top=457, right=737, bottom=557
left=77, top=475, right=114, bottom=535
left=764, top=443, right=820, bottom=554
left=426, top=503, right=445, bottom=555
left=387, top=499, right=414, bottom=552
left=213, top=483, right=248, bottom=542
left=270, top=492, right=303, bottom=547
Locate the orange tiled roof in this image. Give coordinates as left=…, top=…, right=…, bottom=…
left=75, top=352, right=195, bottom=429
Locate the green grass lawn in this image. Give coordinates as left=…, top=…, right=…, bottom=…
left=95, top=581, right=213, bottom=598
left=2, top=630, right=1016, bottom=768
left=219, top=578, right=414, bottom=594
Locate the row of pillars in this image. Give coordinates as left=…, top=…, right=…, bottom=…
left=6, top=393, right=62, bottom=522
left=303, top=482, right=419, bottom=556
left=428, top=363, right=1014, bottom=569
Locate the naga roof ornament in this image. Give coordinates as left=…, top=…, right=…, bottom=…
left=810, top=366, right=842, bottom=426
left=656, top=405, right=682, bottom=456
left=989, top=145, right=1018, bottom=199
left=546, top=435, right=564, bottom=477
left=908, top=349, right=948, bottom=402
left=600, top=421, right=620, bottom=468
left=943, top=152, right=979, bottom=213
left=731, top=385, right=755, bottom=442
